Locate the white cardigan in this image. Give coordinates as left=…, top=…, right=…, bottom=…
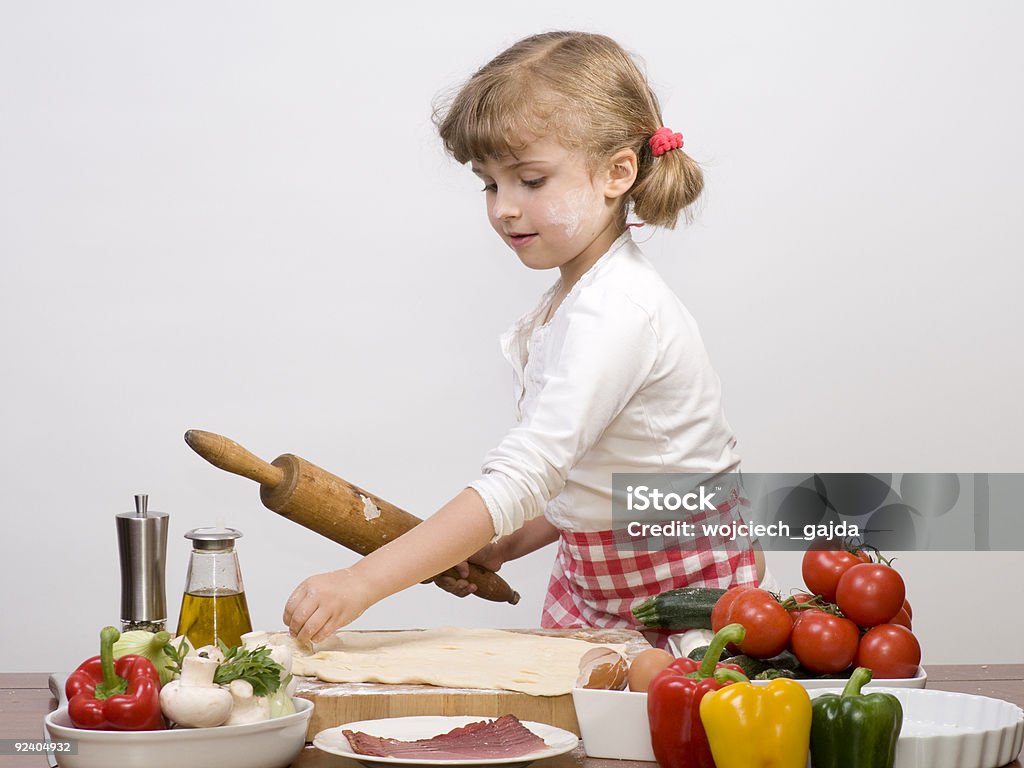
left=470, top=230, right=741, bottom=539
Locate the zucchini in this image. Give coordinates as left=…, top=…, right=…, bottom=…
left=686, top=644, right=728, bottom=663
left=755, top=668, right=797, bottom=680
left=687, top=645, right=708, bottom=661
left=721, top=654, right=772, bottom=678
left=763, top=650, right=801, bottom=672
left=631, top=587, right=727, bottom=629
left=812, top=668, right=855, bottom=680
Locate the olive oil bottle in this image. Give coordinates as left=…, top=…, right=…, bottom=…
left=176, top=588, right=252, bottom=649
left=175, top=527, right=253, bottom=649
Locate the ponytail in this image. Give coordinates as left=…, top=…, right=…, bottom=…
left=628, top=137, right=704, bottom=230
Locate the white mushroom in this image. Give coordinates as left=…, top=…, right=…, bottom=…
left=225, top=679, right=272, bottom=725
left=267, top=645, right=294, bottom=688
left=190, top=643, right=226, bottom=664
left=240, top=631, right=271, bottom=649
left=159, top=654, right=233, bottom=728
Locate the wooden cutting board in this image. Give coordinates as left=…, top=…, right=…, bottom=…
left=294, top=628, right=652, bottom=739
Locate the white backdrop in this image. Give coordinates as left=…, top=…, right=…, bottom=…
left=2, top=1, right=1022, bottom=674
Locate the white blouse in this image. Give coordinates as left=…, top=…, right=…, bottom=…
left=469, top=230, right=741, bottom=539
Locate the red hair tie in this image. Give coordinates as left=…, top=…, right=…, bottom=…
left=649, top=127, right=684, bottom=157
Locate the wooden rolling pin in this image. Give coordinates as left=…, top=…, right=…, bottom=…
left=184, top=429, right=520, bottom=604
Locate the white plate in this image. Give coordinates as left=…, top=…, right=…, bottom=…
left=809, top=687, right=1024, bottom=768
left=44, top=698, right=313, bottom=768
left=314, top=715, right=579, bottom=767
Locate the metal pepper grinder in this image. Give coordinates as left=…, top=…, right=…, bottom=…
left=116, top=493, right=169, bottom=632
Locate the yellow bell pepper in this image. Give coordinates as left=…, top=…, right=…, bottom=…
left=698, top=669, right=812, bottom=768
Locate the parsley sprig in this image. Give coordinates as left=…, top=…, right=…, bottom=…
left=212, top=640, right=284, bottom=697
left=163, top=637, right=189, bottom=679
left=161, top=637, right=284, bottom=697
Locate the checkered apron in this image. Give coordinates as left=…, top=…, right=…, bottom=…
left=541, top=489, right=758, bottom=649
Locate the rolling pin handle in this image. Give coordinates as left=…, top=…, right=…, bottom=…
left=184, top=430, right=285, bottom=489
left=430, top=564, right=521, bottom=605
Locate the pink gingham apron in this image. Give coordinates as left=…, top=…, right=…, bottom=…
left=541, top=489, right=758, bottom=649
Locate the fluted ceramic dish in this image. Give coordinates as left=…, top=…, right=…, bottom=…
left=808, top=687, right=1023, bottom=768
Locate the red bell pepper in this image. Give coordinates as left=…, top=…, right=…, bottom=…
left=65, top=626, right=165, bottom=731
left=646, top=623, right=747, bottom=768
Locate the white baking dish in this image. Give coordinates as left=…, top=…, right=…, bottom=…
left=754, top=666, right=928, bottom=689
left=809, top=687, right=1023, bottom=768
left=667, top=631, right=928, bottom=688
left=570, top=687, right=654, bottom=761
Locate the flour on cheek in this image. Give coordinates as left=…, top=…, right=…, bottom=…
left=545, top=185, right=599, bottom=239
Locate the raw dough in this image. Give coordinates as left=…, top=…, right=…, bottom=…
left=260, top=627, right=627, bottom=697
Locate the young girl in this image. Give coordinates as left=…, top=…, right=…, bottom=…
left=284, top=31, right=766, bottom=644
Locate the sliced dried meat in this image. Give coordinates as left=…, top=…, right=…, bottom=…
left=343, top=715, right=549, bottom=760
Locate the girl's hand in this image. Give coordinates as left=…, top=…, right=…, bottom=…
left=283, top=568, right=372, bottom=643
left=435, top=542, right=505, bottom=598
left=283, top=488, right=497, bottom=637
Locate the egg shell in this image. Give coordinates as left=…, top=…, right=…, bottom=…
left=626, top=648, right=675, bottom=692
left=577, top=647, right=628, bottom=690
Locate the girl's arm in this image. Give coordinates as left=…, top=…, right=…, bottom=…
left=501, top=516, right=560, bottom=561
left=753, top=539, right=766, bottom=583
left=283, top=487, right=495, bottom=642
left=436, top=516, right=560, bottom=597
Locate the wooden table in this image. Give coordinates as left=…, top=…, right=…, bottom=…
left=3, top=667, right=1022, bottom=768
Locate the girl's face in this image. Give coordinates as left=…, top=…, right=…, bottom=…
left=471, top=136, right=629, bottom=276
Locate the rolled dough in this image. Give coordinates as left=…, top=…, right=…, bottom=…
left=261, top=627, right=627, bottom=697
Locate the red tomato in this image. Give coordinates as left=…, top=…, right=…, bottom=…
left=711, top=585, right=755, bottom=633
left=802, top=548, right=872, bottom=602
left=890, top=606, right=912, bottom=630
left=790, top=592, right=817, bottom=605
left=727, top=589, right=793, bottom=659
left=902, top=598, right=913, bottom=620
left=856, top=624, right=921, bottom=679
left=835, top=563, right=906, bottom=627
left=790, top=611, right=860, bottom=674
left=785, top=594, right=820, bottom=625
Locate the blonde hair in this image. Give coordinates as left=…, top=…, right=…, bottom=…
left=433, top=31, right=703, bottom=229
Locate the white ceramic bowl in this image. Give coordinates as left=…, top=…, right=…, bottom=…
left=44, top=698, right=312, bottom=768
left=752, top=666, right=928, bottom=689
left=570, top=688, right=654, bottom=761
left=809, top=687, right=1024, bottom=768
left=666, top=632, right=927, bottom=689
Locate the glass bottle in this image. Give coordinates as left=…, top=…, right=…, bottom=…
left=175, top=527, right=253, bottom=649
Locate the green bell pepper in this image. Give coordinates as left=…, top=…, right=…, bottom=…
left=810, top=666, right=903, bottom=768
